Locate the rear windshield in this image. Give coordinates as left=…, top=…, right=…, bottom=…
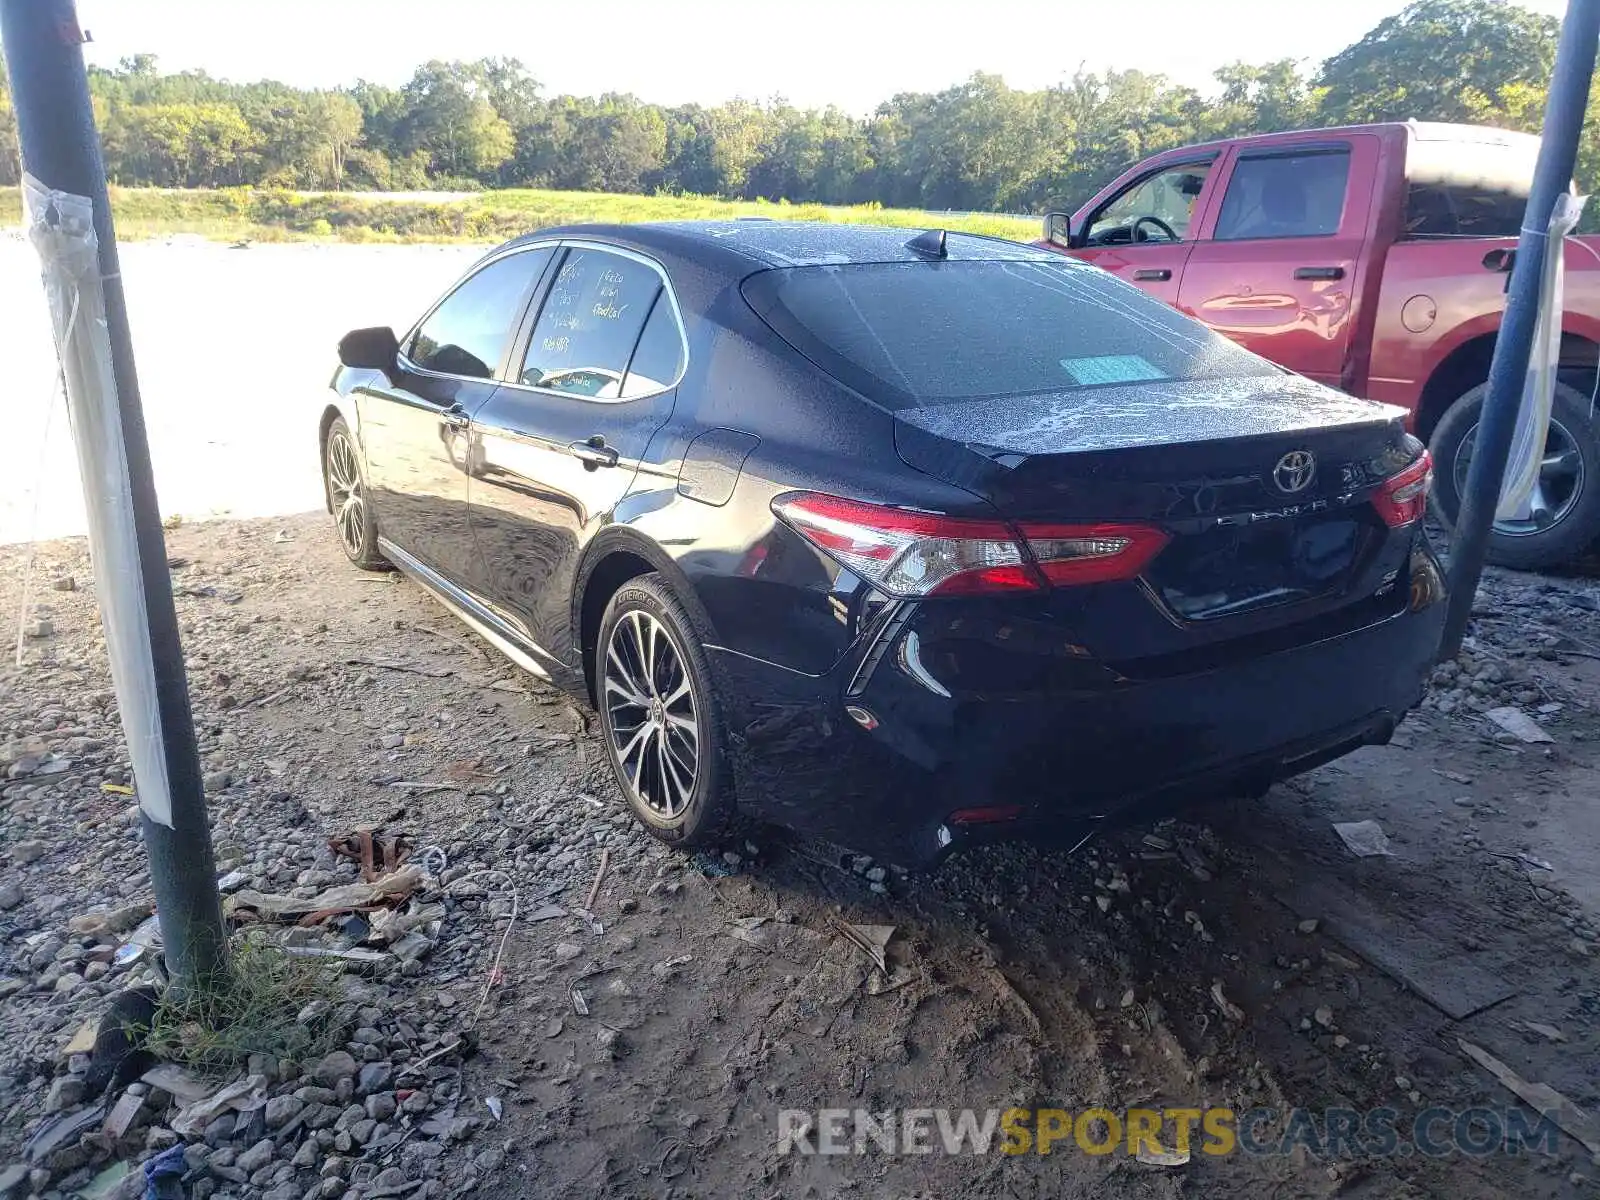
left=742, top=259, right=1277, bottom=409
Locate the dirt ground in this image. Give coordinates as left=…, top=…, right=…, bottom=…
left=3, top=511, right=1599, bottom=1200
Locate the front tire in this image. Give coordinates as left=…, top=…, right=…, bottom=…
left=596, top=574, right=735, bottom=847
left=1428, top=380, right=1600, bottom=570
left=324, top=418, right=388, bottom=571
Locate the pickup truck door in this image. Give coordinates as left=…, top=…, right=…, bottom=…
left=1066, top=158, right=1221, bottom=304
left=1175, top=135, right=1378, bottom=389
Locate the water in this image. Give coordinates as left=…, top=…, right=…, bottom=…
left=0, top=237, right=483, bottom=544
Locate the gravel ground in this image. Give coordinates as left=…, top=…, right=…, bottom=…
left=2, top=514, right=1600, bottom=1200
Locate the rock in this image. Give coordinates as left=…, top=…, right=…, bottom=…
left=54, top=972, right=86, bottom=995
left=264, top=1095, right=305, bottom=1130
left=473, top=1147, right=506, bottom=1173
left=312, top=1050, right=358, bottom=1088
left=12, top=840, right=46, bottom=865
left=202, top=1113, right=237, bottom=1146
left=303, top=1103, right=341, bottom=1130
left=0, top=1165, right=27, bottom=1195
left=372, top=1167, right=407, bottom=1189
left=1314, top=1006, right=1336, bottom=1029
left=23, top=618, right=53, bottom=639
left=350, top=1119, right=377, bottom=1145
left=0, top=882, right=21, bottom=911
left=44, top=1076, right=86, bottom=1113
left=51, top=576, right=75, bottom=592
left=146, top=1126, right=179, bottom=1151
left=262, top=1184, right=300, bottom=1200
left=320, top=1155, right=349, bottom=1180
left=235, top=1138, right=276, bottom=1174
left=379, top=734, right=405, bottom=750
left=553, top=942, right=582, bottom=963
left=356, top=1062, right=392, bottom=1095
left=202, top=770, right=232, bottom=793
left=1296, top=919, right=1320, bottom=934
left=294, top=1086, right=338, bottom=1105
left=292, top=1139, right=321, bottom=1169
left=364, top=1092, right=397, bottom=1122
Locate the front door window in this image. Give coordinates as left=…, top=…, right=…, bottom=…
left=1085, top=163, right=1214, bottom=247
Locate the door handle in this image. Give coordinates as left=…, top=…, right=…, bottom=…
left=1133, top=268, right=1172, bottom=282
left=1293, top=266, right=1345, bottom=281
left=441, top=402, right=469, bottom=429
left=569, top=436, right=620, bottom=468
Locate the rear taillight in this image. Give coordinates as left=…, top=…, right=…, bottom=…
left=771, top=492, right=1168, bottom=597
left=1372, top=450, right=1432, bottom=528
left=1023, top=524, right=1171, bottom=587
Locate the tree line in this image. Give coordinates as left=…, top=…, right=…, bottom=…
left=0, top=0, right=1590, bottom=211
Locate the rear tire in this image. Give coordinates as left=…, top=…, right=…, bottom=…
left=596, top=574, right=735, bottom=848
left=323, top=418, right=389, bottom=571
left=1428, top=381, right=1600, bottom=570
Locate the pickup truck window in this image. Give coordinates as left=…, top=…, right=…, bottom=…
left=1086, top=162, right=1213, bottom=246
left=1404, top=183, right=1526, bottom=238
left=1214, top=149, right=1351, bottom=241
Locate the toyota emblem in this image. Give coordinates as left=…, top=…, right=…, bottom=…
left=1273, top=450, right=1317, bottom=494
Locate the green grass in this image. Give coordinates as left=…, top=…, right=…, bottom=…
left=145, top=933, right=344, bottom=1075
left=0, top=186, right=1038, bottom=245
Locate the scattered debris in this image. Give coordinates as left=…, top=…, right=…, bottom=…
left=1458, top=1039, right=1600, bottom=1157
left=1135, top=1144, right=1190, bottom=1168
left=169, top=1074, right=270, bottom=1138
left=1332, top=820, right=1394, bottom=858
left=328, top=827, right=414, bottom=881
left=1210, top=981, right=1245, bottom=1023
left=1483, top=707, right=1554, bottom=744
left=833, top=922, right=895, bottom=975
left=585, top=847, right=611, bottom=911
left=1510, top=1020, right=1567, bottom=1043
left=227, top=865, right=422, bottom=921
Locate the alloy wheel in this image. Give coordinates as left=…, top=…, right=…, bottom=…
left=1452, top=415, right=1587, bottom=536
left=603, top=609, right=700, bottom=819
left=327, top=431, right=367, bottom=559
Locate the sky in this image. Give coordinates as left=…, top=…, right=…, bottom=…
left=77, top=0, right=1572, bottom=114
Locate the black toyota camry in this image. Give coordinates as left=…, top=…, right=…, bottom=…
left=321, top=221, right=1445, bottom=868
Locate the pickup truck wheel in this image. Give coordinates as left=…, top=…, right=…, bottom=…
left=1428, top=381, right=1600, bottom=570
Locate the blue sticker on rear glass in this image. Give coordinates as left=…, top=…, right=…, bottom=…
left=1058, top=354, right=1168, bottom=386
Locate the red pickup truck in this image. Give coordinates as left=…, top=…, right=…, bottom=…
left=1038, top=120, right=1600, bottom=569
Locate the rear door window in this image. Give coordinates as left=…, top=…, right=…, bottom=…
left=407, top=247, right=553, bottom=379
left=742, top=258, right=1276, bottom=409
left=521, top=248, right=664, bottom=399
left=1213, top=149, right=1352, bottom=240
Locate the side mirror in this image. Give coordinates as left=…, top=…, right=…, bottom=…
left=338, top=326, right=399, bottom=373
left=1044, top=211, right=1075, bottom=249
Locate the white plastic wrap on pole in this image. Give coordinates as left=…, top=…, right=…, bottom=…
left=22, top=174, right=174, bottom=827
left=1498, top=191, right=1588, bottom=522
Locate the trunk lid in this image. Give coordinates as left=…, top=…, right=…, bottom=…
left=894, top=374, right=1416, bottom=627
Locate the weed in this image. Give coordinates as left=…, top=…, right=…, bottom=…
left=145, top=933, right=343, bottom=1075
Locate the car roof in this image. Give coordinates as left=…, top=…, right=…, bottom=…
left=501, top=220, right=1059, bottom=275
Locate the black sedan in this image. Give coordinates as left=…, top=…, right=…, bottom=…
left=321, top=221, right=1445, bottom=868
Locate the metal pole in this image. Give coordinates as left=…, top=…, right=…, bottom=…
left=1440, top=0, right=1600, bottom=658
left=0, top=0, right=227, bottom=991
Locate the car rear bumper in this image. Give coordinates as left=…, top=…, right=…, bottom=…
left=707, top=553, right=1445, bottom=869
